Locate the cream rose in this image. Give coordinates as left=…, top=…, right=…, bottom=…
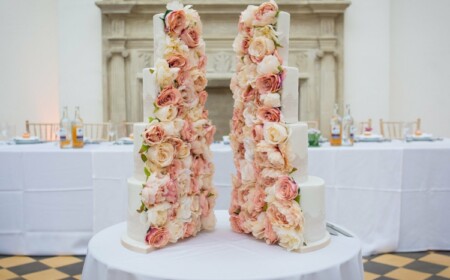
left=257, top=55, right=281, bottom=75
left=263, top=122, right=288, bottom=145
left=178, top=196, right=193, bottom=222
left=233, top=34, right=250, bottom=56
left=261, top=93, right=281, bottom=107
left=191, top=68, right=207, bottom=92
left=253, top=0, right=279, bottom=26
left=142, top=124, right=165, bottom=146
left=240, top=5, right=257, bottom=27
left=248, top=36, right=275, bottom=62
left=166, top=220, right=184, bottom=243
left=273, top=226, right=303, bottom=251
left=251, top=212, right=267, bottom=239
left=147, top=202, right=171, bottom=227
left=201, top=212, right=216, bottom=231
left=154, top=105, right=178, bottom=122
left=240, top=160, right=255, bottom=183
left=147, top=142, right=175, bottom=168
left=155, top=59, right=179, bottom=88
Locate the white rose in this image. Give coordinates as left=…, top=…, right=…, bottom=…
left=263, top=122, right=288, bottom=145
left=160, top=121, right=178, bottom=137
left=261, top=93, right=281, bottom=107
left=147, top=142, right=175, bottom=168
left=147, top=202, right=171, bottom=227
left=201, top=212, right=216, bottom=231
left=184, top=7, right=202, bottom=32
left=243, top=106, right=258, bottom=127
left=232, top=34, right=246, bottom=55
left=256, top=140, right=284, bottom=168
left=257, top=55, right=281, bottom=75
left=264, top=185, right=276, bottom=204
left=240, top=160, right=255, bottom=183
left=181, top=155, right=192, bottom=170
left=141, top=173, right=170, bottom=206
left=241, top=5, right=257, bottom=27
left=273, top=226, right=303, bottom=252
left=167, top=220, right=184, bottom=243
left=178, top=142, right=191, bottom=159
left=193, top=119, right=208, bottom=137
left=155, top=59, right=179, bottom=88
left=164, top=36, right=189, bottom=57
left=243, top=138, right=255, bottom=162
left=251, top=212, right=266, bottom=239
left=177, top=172, right=191, bottom=196
left=155, top=105, right=178, bottom=122
left=178, top=196, right=193, bottom=221
left=248, top=37, right=275, bottom=59
left=190, top=140, right=203, bottom=155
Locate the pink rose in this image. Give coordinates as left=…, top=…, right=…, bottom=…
left=243, top=86, right=257, bottom=102
left=190, top=176, right=200, bottom=195
left=266, top=201, right=303, bottom=229
left=183, top=221, right=197, bottom=238
left=191, top=155, right=205, bottom=176
left=198, top=90, right=208, bottom=106
left=198, top=55, right=207, bottom=71
left=254, top=0, right=278, bottom=26
left=163, top=179, right=178, bottom=204
left=264, top=218, right=278, bottom=244
left=180, top=27, right=200, bottom=48
left=252, top=124, right=264, bottom=142
left=204, top=125, right=216, bottom=145
left=180, top=85, right=199, bottom=107
left=156, top=86, right=181, bottom=107
left=251, top=187, right=266, bottom=213
left=165, top=10, right=187, bottom=36
left=202, top=109, right=209, bottom=119
left=181, top=120, right=196, bottom=142
left=167, top=52, right=188, bottom=70
left=255, top=73, right=282, bottom=94
left=192, top=71, right=207, bottom=92
left=167, top=159, right=183, bottom=180
left=275, top=176, right=299, bottom=201
left=230, top=214, right=244, bottom=233
left=176, top=70, right=193, bottom=88
left=199, top=192, right=210, bottom=217
left=145, top=227, right=170, bottom=248
left=143, top=124, right=165, bottom=145
left=257, top=107, right=281, bottom=122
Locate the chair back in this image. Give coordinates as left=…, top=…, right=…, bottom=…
left=379, top=118, right=421, bottom=139
left=121, top=122, right=135, bottom=138
left=358, top=119, right=372, bottom=134
left=25, top=121, right=59, bottom=141
left=83, top=123, right=109, bottom=142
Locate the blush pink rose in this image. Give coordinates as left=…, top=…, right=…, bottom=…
left=176, top=70, right=193, bottom=88
left=243, top=86, right=257, bottom=102
left=254, top=0, right=278, bottom=26
left=163, top=179, right=178, bottom=204
left=191, top=155, right=205, bottom=176
left=198, top=90, right=208, bottom=106
left=252, top=187, right=266, bottom=213
left=275, top=176, right=299, bottom=201
left=257, top=107, right=281, bottom=122
left=143, top=124, right=165, bottom=145
left=252, top=124, right=264, bottom=141
left=198, top=55, right=207, bottom=71
left=180, top=27, right=200, bottom=48
left=204, top=125, right=216, bottom=145
left=190, top=176, right=200, bottom=195
left=193, top=72, right=207, bottom=92
left=181, top=120, right=196, bottom=142
left=183, top=221, right=197, bottom=238
left=145, top=227, right=170, bottom=248
left=230, top=214, right=244, bottom=233
left=199, top=192, right=210, bottom=217
left=202, top=109, right=209, bottom=119
left=167, top=52, right=188, bottom=70
left=255, top=73, right=282, bottom=94
left=167, top=159, right=182, bottom=180
left=264, top=218, right=278, bottom=244
left=156, top=86, right=181, bottom=107
left=165, top=10, right=187, bottom=36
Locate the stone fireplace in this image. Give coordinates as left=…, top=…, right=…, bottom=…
left=96, top=0, right=350, bottom=139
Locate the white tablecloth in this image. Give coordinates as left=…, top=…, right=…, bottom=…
left=1, top=140, right=450, bottom=256
left=82, top=210, right=363, bottom=280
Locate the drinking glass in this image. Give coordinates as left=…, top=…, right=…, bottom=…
left=108, top=122, right=118, bottom=142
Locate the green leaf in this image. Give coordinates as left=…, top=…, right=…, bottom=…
left=234, top=209, right=241, bottom=215
left=278, top=66, right=284, bottom=73
left=144, top=167, right=151, bottom=180
left=160, top=10, right=173, bottom=29
left=207, top=192, right=214, bottom=198
left=141, top=154, right=147, bottom=163
left=149, top=68, right=155, bottom=74
left=137, top=201, right=146, bottom=213
left=153, top=102, right=160, bottom=113
left=275, top=10, right=280, bottom=18
left=289, top=167, right=298, bottom=174
left=263, top=203, right=268, bottom=212
left=303, top=241, right=307, bottom=246
left=294, top=194, right=301, bottom=204
left=148, top=116, right=156, bottom=123
left=139, top=144, right=149, bottom=154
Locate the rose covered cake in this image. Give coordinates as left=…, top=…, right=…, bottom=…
left=121, top=1, right=217, bottom=253
left=229, top=0, right=330, bottom=252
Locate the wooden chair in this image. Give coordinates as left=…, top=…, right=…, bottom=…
left=120, top=122, right=135, bottom=138
left=83, top=123, right=109, bottom=142
left=358, top=118, right=372, bottom=134
left=306, top=120, right=319, bottom=129
left=25, top=121, right=59, bottom=142
left=379, top=118, right=421, bottom=139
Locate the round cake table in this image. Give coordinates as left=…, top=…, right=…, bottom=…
left=82, top=210, right=363, bottom=280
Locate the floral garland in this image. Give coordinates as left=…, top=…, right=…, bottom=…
left=137, top=1, right=217, bottom=249
left=229, top=0, right=305, bottom=251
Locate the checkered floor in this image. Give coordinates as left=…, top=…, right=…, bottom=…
left=0, top=251, right=449, bottom=279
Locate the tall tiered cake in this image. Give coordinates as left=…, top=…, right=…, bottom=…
left=229, top=0, right=330, bottom=252
left=122, top=1, right=217, bottom=253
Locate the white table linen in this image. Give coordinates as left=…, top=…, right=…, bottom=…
left=1, top=140, right=449, bottom=255
left=82, top=210, right=363, bottom=280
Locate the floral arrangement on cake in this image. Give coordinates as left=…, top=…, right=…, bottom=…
left=229, top=0, right=305, bottom=251
left=137, top=1, right=217, bottom=249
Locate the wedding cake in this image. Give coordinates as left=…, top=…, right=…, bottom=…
left=229, top=0, right=330, bottom=252
left=122, top=1, right=217, bottom=253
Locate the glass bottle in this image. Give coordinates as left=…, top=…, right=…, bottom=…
left=330, top=103, right=342, bottom=146
left=342, top=104, right=354, bottom=146
left=71, top=106, right=84, bottom=148
left=59, top=106, right=71, bottom=148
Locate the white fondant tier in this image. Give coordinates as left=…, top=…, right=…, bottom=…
left=300, top=176, right=330, bottom=250
left=143, top=68, right=157, bottom=121
left=153, top=13, right=165, bottom=64
left=281, top=66, right=299, bottom=124
left=126, top=178, right=147, bottom=244
left=287, top=122, right=308, bottom=184
left=277, top=12, right=290, bottom=65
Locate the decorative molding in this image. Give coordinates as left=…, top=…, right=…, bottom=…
left=96, top=0, right=351, bottom=135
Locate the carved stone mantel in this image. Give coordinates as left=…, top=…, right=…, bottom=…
left=96, top=0, right=350, bottom=137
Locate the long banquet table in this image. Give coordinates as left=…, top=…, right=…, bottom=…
left=1, top=140, right=449, bottom=256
